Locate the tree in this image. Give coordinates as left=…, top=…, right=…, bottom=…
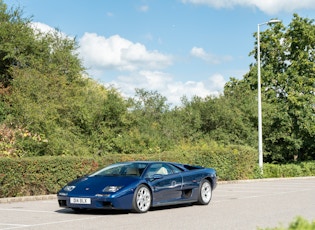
left=241, top=14, right=315, bottom=162
left=181, top=91, right=257, bottom=147
left=0, top=1, right=92, bottom=156
left=121, top=89, right=171, bottom=154
left=0, top=1, right=33, bottom=87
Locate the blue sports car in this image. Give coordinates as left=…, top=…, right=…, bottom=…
left=57, top=161, right=217, bottom=213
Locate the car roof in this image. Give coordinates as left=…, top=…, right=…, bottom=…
left=121, top=161, right=182, bottom=165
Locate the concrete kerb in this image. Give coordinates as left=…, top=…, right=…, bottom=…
left=0, top=194, right=56, bottom=204
left=217, top=176, right=315, bottom=184
left=1, top=176, right=315, bottom=204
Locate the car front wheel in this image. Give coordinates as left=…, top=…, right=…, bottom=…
left=132, top=184, right=151, bottom=213
left=197, top=179, right=212, bottom=205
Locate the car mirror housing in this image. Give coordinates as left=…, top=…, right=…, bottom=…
left=147, top=174, right=163, bottom=181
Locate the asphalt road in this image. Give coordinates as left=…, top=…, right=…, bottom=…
left=0, top=177, right=314, bottom=230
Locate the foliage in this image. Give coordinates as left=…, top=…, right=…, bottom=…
left=0, top=143, right=258, bottom=197
left=0, top=2, right=314, bottom=170
left=244, top=14, right=315, bottom=162
left=0, top=156, right=100, bottom=197
left=5, top=68, right=117, bottom=156
left=258, top=216, right=315, bottom=230
left=263, top=161, right=315, bottom=178
left=123, top=89, right=173, bottom=153
left=1, top=155, right=315, bottom=198
left=174, top=139, right=258, bottom=180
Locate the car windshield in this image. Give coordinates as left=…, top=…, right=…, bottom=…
left=90, top=162, right=148, bottom=177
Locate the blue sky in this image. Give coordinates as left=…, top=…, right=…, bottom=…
left=4, top=0, right=315, bottom=105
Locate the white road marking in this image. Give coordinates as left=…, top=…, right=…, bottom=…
left=213, top=188, right=314, bottom=203
left=0, top=208, right=54, bottom=214
left=0, top=216, right=103, bottom=229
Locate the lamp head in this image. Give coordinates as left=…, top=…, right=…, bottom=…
left=267, top=19, right=281, bottom=24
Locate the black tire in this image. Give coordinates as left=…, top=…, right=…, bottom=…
left=197, top=179, right=212, bottom=205
left=132, top=184, right=151, bottom=213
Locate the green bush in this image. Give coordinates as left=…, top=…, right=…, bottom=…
left=263, top=162, right=315, bottom=178
left=183, top=145, right=257, bottom=180
left=0, top=144, right=258, bottom=198
left=0, top=157, right=100, bottom=197
left=258, top=216, right=315, bottom=230
left=1, top=150, right=314, bottom=198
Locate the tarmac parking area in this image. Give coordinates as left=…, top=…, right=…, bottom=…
left=0, top=177, right=315, bottom=230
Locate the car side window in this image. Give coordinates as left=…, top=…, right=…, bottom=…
left=144, top=164, right=167, bottom=177
left=145, top=163, right=181, bottom=178
left=156, top=163, right=172, bottom=175
left=145, top=164, right=161, bottom=178
left=168, top=164, right=183, bottom=174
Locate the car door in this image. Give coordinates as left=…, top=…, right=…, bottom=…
left=181, top=171, right=201, bottom=190
left=145, top=163, right=183, bottom=205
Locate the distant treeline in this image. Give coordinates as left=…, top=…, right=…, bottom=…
left=0, top=2, right=314, bottom=163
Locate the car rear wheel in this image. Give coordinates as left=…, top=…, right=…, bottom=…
left=132, top=184, right=151, bottom=213
left=197, top=179, right=212, bottom=205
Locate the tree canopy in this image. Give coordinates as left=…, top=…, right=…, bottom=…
left=0, top=1, right=314, bottom=163
left=227, top=14, right=315, bottom=162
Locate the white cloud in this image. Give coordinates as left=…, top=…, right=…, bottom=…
left=30, top=23, right=226, bottom=105
left=77, top=33, right=227, bottom=105
left=181, top=0, right=315, bottom=14
left=191, top=47, right=210, bottom=60
left=30, top=22, right=55, bottom=34
left=105, top=71, right=225, bottom=105
left=108, top=71, right=172, bottom=95
left=138, top=5, right=149, bottom=12
left=191, top=47, right=232, bottom=64
left=30, top=22, right=70, bottom=40
left=208, top=73, right=226, bottom=92
left=78, top=33, right=173, bottom=72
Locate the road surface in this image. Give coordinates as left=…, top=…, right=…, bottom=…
left=0, top=177, right=314, bottom=230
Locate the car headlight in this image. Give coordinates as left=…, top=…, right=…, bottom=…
left=64, top=185, right=76, bottom=192
left=103, top=186, right=123, bottom=192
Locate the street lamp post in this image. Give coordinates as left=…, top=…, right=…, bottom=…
left=257, top=19, right=281, bottom=175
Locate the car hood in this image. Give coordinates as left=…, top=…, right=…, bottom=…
left=64, top=176, right=140, bottom=196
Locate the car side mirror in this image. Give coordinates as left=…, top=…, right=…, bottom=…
left=153, top=174, right=163, bottom=180
left=146, top=174, right=163, bottom=181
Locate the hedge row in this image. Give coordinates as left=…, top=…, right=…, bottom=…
left=263, top=162, right=315, bottom=178
left=258, top=216, right=315, bottom=230
left=0, top=157, right=100, bottom=197
left=1, top=147, right=314, bottom=198
left=0, top=145, right=258, bottom=198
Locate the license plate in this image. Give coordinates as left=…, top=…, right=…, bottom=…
left=70, top=197, right=91, bottom=204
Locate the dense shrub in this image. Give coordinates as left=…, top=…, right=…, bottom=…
left=1, top=150, right=314, bottom=198
left=0, top=144, right=257, bottom=198
left=258, top=216, right=315, bottom=230
left=263, top=162, right=315, bottom=178
left=176, top=146, right=258, bottom=180
left=0, top=157, right=100, bottom=197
